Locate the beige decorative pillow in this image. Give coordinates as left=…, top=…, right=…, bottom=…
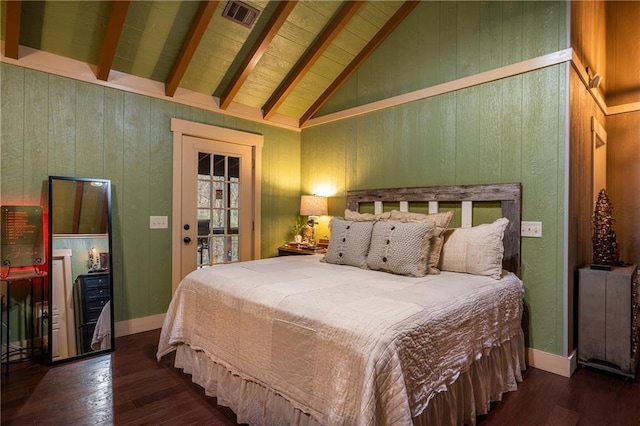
left=439, top=217, right=509, bottom=279
left=387, top=210, right=454, bottom=274
left=366, top=221, right=431, bottom=277
left=344, top=209, right=391, bottom=221
left=324, top=218, right=374, bottom=268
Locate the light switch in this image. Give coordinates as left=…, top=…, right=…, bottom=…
left=150, top=216, right=168, bottom=229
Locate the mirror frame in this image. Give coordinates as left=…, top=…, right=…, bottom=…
left=48, top=175, right=115, bottom=364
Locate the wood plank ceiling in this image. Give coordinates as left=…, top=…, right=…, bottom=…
left=2, top=0, right=419, bottom=128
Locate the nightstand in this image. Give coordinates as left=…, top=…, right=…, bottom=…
left=578, top=264, right=638, bottom=378
left=277, top=246, right=326, bottom=256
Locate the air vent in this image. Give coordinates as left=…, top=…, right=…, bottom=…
left=223, top=1, right=259, bottom=28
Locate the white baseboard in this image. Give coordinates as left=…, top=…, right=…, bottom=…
left=114, top=313, right=165, bottom=338
left=526, top=347, right=577, bottom=377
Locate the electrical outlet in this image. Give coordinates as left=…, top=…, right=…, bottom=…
left=150, top=216, right=168, bottom=229
left=521, top=221, right=542, bottom=238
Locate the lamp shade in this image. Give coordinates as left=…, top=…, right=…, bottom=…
left=300, top=195, right=327, bottom=216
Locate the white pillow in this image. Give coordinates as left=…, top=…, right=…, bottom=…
left=366, top=221, right=430, bottom=277
left=439, top=217, right=509, bottom=279
left=324, top=218, right=374, bottom=268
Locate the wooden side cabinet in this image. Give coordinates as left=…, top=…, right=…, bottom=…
left=578, top=264, right=638, bottom=378
left=74, top=273, right=110, bottom=354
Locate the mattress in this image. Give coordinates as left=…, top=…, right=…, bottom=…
left=157, top=254, right=524, bottom=425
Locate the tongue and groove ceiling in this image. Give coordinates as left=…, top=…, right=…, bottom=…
left=1, top=0, right=418, bottom=128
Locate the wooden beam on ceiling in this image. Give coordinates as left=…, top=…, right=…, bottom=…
left=299, top=1, right=420, bottom=126
left=96, top=0, right=130, bottom=81
left=218, top=0, right=297, bottom=110
left=262, top=0, right=363, bottom=120
left=165, top=0, right=219, bottom=97
left=4, top=0, right=22, bottom=59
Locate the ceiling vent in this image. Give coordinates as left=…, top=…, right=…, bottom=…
left=223, top=1, right=259, bottom=28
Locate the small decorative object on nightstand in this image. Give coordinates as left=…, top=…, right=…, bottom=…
left=578, top=264, right=638, bottom=378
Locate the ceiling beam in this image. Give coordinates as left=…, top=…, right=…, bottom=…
left=218, top=1, right=297, bottom=110
left=96, top=0, right=130, bottom=81
left=262, top=0, right=363, bottom=120
left=4, top=0, right=22, bottom=59
left=299, top=1, right=420, bottom=126
left=165, top=0, right=219, bottom=97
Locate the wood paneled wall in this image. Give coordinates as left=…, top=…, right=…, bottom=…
left=568, top=68, right=607, bottom=351
left=608, top=111, right=640, bottom=269
left=302, top=1, right=569, bottom=356
left=0, top=63, right=301, bottom=322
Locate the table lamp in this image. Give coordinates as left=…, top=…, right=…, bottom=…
left=300, top=195, right=327, bottom=248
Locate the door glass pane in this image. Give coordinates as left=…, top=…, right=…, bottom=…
left=228, top=236, right=239, bottom=262
left=229, top=210, right=238, bottom=232
left=213, top=181, right=224, bottom=208
left=198, top=237, right=210, bottom=266
left=212, top=209, right=224, bottom=232
left=198, top=153, right=211, bottom=177
left=198, top=180, right=211, bottom=208
left=229, top=182, right=239, bottom=208
left=229, top=156, right=240, bottom=181
left=197, top=151, right=243, bottom=267
left=210, top=236, right=225, bottom=264
left=213, top=155, right=225, bottom=180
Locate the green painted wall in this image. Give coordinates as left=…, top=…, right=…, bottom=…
left=302, top=1, right=569, bottom=355
left=0, top=63, right=301, bottom=324
left=1, top=1, right=571, bottom=356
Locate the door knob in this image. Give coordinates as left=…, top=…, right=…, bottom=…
left=183, top=224, right=190, bottom=230
left=183, top=236, right=191, bottom=244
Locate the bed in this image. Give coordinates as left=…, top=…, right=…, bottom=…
left=157, top=183, right=525, bottom=425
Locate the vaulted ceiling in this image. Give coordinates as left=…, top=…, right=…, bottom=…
left=1, top=0, right=419, bottom=128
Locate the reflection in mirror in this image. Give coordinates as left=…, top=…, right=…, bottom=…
left=48, top=176, right=114, bottom=363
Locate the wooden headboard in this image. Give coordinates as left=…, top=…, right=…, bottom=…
left=346, top=183, right=522, bottom=277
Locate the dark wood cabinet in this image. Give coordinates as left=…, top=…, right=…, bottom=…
left=74, top=273, right=110, bottom=354
left=578, top=264, right=638, bottom=378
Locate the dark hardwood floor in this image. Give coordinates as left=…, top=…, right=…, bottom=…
left=1, top=329, right=638, bottom=425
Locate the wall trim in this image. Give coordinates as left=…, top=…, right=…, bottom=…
left=571, top=52, right=640, bottom=116
left=526, top=347, right=577, bottom=378
left=0, top=41, right=300, bottom=132
left=303, top=48, right=574, bottom=128
left=115, top=313, right=165, bottom=338
left=4, top=42, right=637, bottom=132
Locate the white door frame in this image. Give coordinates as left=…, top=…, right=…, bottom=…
left=171, top=118, right=263, bottom=293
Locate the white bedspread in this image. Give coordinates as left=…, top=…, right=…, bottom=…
left=157, top=255, right=524, bottom=425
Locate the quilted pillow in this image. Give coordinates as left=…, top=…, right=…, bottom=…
left=387, top=210, right=454, bottom=275
left=366, top=221, right=431, bottom=277
left=439, top=217, right=509, bottom=279
left=324, top=218, right=374, bottom=268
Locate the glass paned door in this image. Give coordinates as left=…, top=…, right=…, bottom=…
left=181, top=136, right=253, bottom=279
left=196, top=153, right=241, bottom=267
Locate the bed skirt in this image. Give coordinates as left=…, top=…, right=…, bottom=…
left=172, top=329, right=525, bottom=426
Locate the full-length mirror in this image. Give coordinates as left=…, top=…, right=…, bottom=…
left=48, top=176, right=114, bottom=363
